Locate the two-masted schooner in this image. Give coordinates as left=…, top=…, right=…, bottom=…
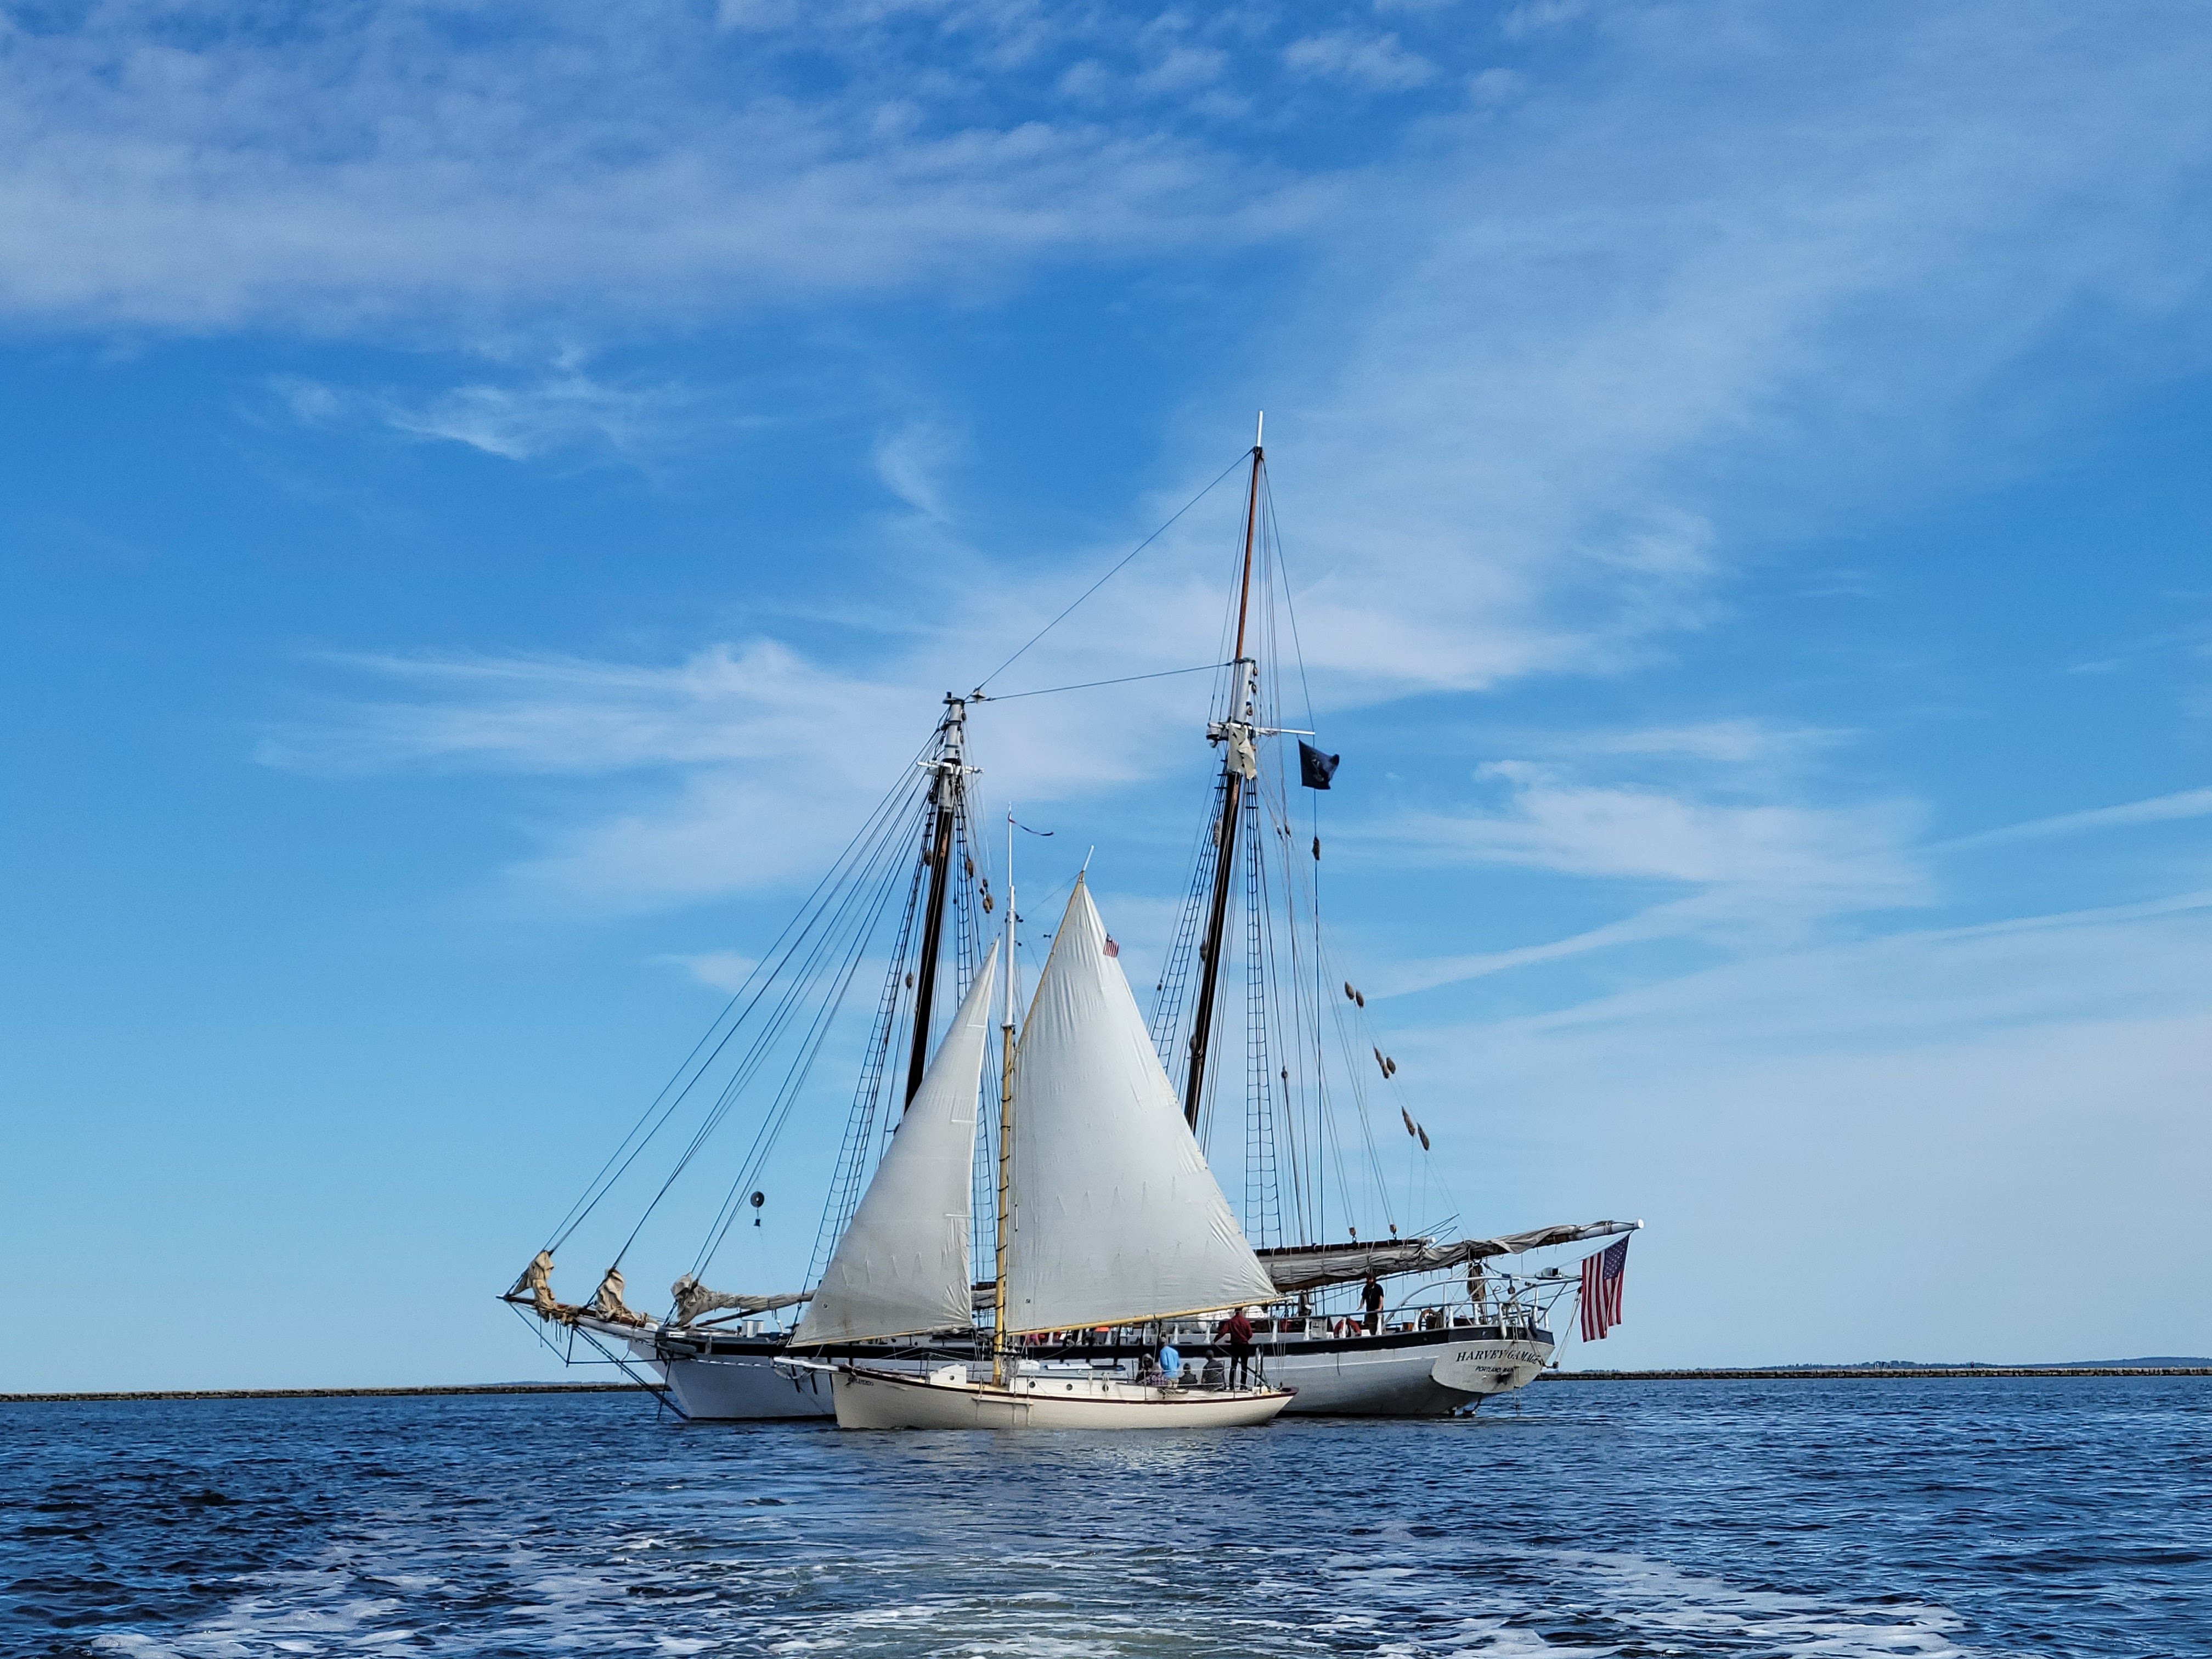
left=505, top=423, right=1639, bottom=1423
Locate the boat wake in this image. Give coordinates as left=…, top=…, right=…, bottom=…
left=82, top=1532, right=1971, bottom=1658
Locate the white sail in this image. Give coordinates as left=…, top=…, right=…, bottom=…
left=795, top=944, right=997, bottom=1346
left=1004, top=879, right=1275, bottom=1334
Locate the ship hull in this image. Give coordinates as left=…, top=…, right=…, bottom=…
left=631, top=1324, right=1554, bottom=1420
left=830, top=1364, right=1291, bottom=1431
left=651, top=1345, right=836, bottom=1421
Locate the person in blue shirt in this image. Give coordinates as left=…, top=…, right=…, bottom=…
left=1151, top=1342, right=1182, bottom=1386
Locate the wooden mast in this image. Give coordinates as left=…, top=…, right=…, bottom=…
left=991, top=808, right=1018, bottom=1384
left=1182, top=415, right=1264, bottom=1130
left=904, top=696, right=967, bottom=1107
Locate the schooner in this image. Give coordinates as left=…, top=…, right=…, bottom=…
left=506, top=422, right=1638, bottom=1420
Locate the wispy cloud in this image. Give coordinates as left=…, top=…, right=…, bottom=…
left=270, top=370, right=710, bottom=461
left=258, top=643, right=910, bottom=779
left=1944, top=786, right=2212, bottom=848
left=654, top=950, right=760, bottom=994
left=871, top=420, right=968, bottom=520
left=1397, top=761, right=1927, bottom=898
left=1284, top=32, right=1436, bottom=91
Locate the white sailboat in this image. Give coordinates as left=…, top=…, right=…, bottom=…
left=817, top=877, right=1290, bottom=1430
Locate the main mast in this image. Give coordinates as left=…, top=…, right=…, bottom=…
left=904, top=696, right=968, bottom=1107
left=1182, top=415, right=1264, bottom=1130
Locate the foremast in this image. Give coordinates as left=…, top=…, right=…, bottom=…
left=906, top=695, right=970, bottom=1107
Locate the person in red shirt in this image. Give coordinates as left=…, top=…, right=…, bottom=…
left=1215, top=1307, right=1256, bottom=1388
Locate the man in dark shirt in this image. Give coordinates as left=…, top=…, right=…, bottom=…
left=1216, top=1307, right=1256, bottom=1387
left=1361, top=1274, right=1386, bottom=1335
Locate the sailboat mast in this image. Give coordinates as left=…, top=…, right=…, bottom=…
left=992, top=808, right=1017, bottom=1385
left=904, top=696, right=968, bottom=1107
left=1182, top=416, right=1264, bottom=1130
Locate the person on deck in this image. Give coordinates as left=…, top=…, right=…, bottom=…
left=1150, top=1342, right=1183, bottom=1386
left=1361, top=1274, right=1386, bottom=1335
left=1216, top=1307, right=1256, bottom=1387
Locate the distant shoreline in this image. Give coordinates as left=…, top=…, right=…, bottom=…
left=6, top=1368, right=2211, bottom=1402
left=1, top=1383, right=650, bottom=1403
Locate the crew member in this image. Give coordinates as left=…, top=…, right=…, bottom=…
left=1361, top=1274, right=1386, bottom=1335
left=1216, top=1306, right=1256, bottom=1387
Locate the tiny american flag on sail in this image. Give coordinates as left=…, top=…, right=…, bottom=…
left=1578, top=1236, right=1629, bottom=1341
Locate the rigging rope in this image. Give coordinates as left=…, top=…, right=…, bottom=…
left=543, top=727, right=937, bottom=1259
left=971, top=449, right=1251, bottom=692
left=975, top=662, right=1230, bottom=702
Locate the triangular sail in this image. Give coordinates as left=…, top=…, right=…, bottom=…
left=1004, top=879, right=1275, bottom=1334
left=795, top=945, right=998, bottom=1345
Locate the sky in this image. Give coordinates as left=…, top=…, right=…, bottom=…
left=4, top=0, right=2211, bottom=1391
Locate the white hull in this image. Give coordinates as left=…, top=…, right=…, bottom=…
left=830, top=1364, right=1291, bottom=1431
left=634, top=1326, right=1554, bottom=1421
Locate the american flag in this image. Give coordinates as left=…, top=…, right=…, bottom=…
left=1579, top=1236, right=1629, bottom=1341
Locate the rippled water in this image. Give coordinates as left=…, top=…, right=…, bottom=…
left=5, top=1378, right=2206, bottom=1657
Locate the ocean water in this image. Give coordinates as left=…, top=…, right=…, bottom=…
left=4, top=1379, right=2206, bottom=1658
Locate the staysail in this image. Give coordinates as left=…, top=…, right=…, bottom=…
left=794, top=944, right=998, bottom=1345
left=1004, top=879, right=1275, bottom=1334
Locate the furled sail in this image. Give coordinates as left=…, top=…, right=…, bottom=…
left=1255, top=1220, right=1641, bottom=1294
left=668, top=1277, right=811, bottom=1327
left=794, top=945, right=998, bottom=1346
left=1004, top=879, right=1275, bottom=1334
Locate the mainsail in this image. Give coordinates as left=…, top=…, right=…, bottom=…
left=1003, top=879, right=1276, bottom=1334
left=1255, top=1220, right=1642, bottom=1294
left=795, top=945, right=998, bottom=1346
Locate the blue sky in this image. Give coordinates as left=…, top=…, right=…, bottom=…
left=4, top=1, right=2210, bottom=1389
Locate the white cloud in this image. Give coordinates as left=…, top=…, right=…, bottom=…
left=0, top=5, right=1316, bottom=334
left=1522, top=719, right=1850, bottom=769
left=1398, top=760, right=1927, bottom=898
left=258, top=637, right=1221, bottom=905
left=1138, top=46, right=1229, bottom=95
left=390, top=376, right=691, bottom=461
left=1500, top=0, right=1589, bottom=38
left=871, top=419, right=967, bottom=519
left=658, top=950, right=761, bottom=992
left=1468, top=66, right=1525, bottom=105
left=1283, top=32, right=1436, bottom=91
left=258, top=642, right=910, bottom=778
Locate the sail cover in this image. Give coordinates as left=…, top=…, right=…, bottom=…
left=794, top=945, right=998, bottom=1346
left=1256, top=1220, right=1643, bottom=1294
left=1004, top=879, right=1276, bottom=1334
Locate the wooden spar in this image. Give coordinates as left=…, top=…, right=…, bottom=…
left=992, top=808, right=1017, bottom=1384
left=904, top=697, right=967, bottom=1107
left=1182, top=427, right=1264, bottom=1130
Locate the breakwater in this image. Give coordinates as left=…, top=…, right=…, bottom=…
left=2, top=1382, right=647, bottom=1403
left=1547, top=1365, right=2212, bottom=1380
